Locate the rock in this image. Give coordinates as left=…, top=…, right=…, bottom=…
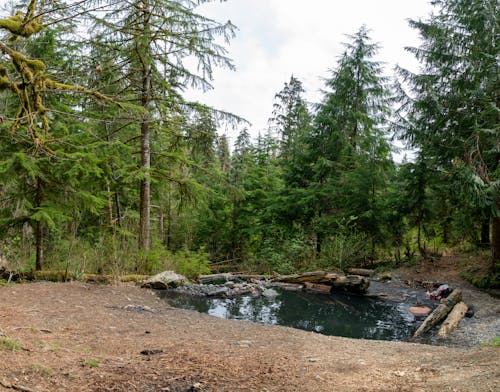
left=262, top=288, right=279, bottom=298
left=122, top=304, right=155, bottom=313
left=204, top=285, right=230, bottom=297
left=409, top=306, right=432, bottom=317
left=140, top=349, right=163, bottom=355
left=141, top=271, right=187, bottom=290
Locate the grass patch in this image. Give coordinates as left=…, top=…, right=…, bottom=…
left=481, top=337, right=500, bottom=348
left=43, top=341, right=64, bottom=351
left=83, top=359, right=99, bottom=368
left=31, top=364, right=52, bottom=377
left=73, top=345, right=93, bottom=353
left=1, top=337, right=21, bottom=351
left=0, top=279, right=16, bottom=286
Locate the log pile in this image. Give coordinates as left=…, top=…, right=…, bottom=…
left=437, top=301, right=468, bottom=337
left=272, top=271, right=370, bottom=294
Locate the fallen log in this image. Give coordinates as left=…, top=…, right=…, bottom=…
left=272, top=271, right=369, bottom=294
left=437, top=301, right=468, bottom=337
left=304, top=282, right=332, bottom=294
left=413, top=289, right=462, bottom=338
left=347, top=268, right=375, bottom=277
left=198, top=273, right=267, bottom=284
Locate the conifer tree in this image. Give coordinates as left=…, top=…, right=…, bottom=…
left=400, top=0, right=499, bottom=270
left=89, top=0, right=235, bottom=254
left=309, top=26, right=393, bottom=257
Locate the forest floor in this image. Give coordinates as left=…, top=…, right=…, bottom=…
left=0, top=255, right=499, bottom=392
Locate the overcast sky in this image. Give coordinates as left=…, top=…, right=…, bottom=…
left=187, top=0, right=434, bottom=145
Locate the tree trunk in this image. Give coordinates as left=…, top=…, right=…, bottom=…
left=491, top=211, right=500, bottom=273
left=158, top=210, right=164, bottom=244
left=480, top=215, right=490, bottom=248
left=138, top=6, right=152, bottom=253
left=114, top=191, right=122, bottom=228
left=35, top=178, right=44, bottom=271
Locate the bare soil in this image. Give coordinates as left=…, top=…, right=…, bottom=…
left=0, top=257, right=499, bottom=392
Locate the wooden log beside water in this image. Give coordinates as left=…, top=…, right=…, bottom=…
left=198, top=273, right=267, bottom=284
left=437, top=301, right=468, bottom=337
left=413, top=289, right=462, bottom=338
left=347, top=268, right=375, bottom=277
left=272, top=271, right=370, bottom=294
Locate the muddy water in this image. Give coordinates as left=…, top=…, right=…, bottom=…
left=158, top=281, right=436, bottom=342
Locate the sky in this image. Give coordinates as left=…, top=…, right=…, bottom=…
left=187, top=0, right=435, bottom=147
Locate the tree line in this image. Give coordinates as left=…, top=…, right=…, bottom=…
left=0, top=0, right=498, bottom=284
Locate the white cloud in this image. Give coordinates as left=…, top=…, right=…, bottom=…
left=188, top=0, right=433, bottom=144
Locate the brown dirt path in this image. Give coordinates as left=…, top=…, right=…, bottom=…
left=0, top=281, right=498, bottom=392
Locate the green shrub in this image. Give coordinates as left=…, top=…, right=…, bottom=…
left=172, top=248, right=211, bottom=279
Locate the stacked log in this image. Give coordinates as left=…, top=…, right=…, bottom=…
left=413, top=289, right=462, bottom=338
left=272, top=271, right=369, bottom=294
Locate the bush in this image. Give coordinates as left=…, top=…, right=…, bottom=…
left=172, top=248, right=211, bottom=279
left=319, top=232, right=369, bottom=271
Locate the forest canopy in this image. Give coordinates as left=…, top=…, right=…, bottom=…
left=0, top=0, right=498, bottom=286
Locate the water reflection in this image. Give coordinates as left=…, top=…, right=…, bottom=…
left=158, top=288, right=418, bottom=341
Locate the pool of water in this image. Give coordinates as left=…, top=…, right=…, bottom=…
left=158, top=286, right=427, bottom=341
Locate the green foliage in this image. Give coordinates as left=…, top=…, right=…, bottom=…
left=0, top=0, right=498, bottom=278
left=83, top=359, right=99, bottom=368
left=319, top=231, right=370, bottom=270
left=481, top=337, right=500, bottom=348
left=0, top=337, right=21, bottom=351
left=460, top=267, right=500, bottom=289
left=172, top=248, right=211, bottom=279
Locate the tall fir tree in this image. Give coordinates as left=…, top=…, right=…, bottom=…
left=400, top=0, right=500, bottom=270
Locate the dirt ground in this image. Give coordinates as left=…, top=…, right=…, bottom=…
left=0, top=258, right=499, bottom=391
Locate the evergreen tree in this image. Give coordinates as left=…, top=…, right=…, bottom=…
left=0, top=1, right=111, bottom=270
left=309, top=26, right=393, bottom=258
left=90, top=0, right=235, bottom=254
left=400, top=0, right=500, bottom=270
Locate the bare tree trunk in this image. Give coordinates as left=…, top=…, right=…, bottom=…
left=114, top=191, right=122, bottom=228
left=35, top=178, right=44, bottom=271
left=138, top=4, right=152, bottom=253
left=491, top=210, right=500, bottom=273
left=480, top=215, right=490, bottom=248
left=158, top=210, right=164, bottom=244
